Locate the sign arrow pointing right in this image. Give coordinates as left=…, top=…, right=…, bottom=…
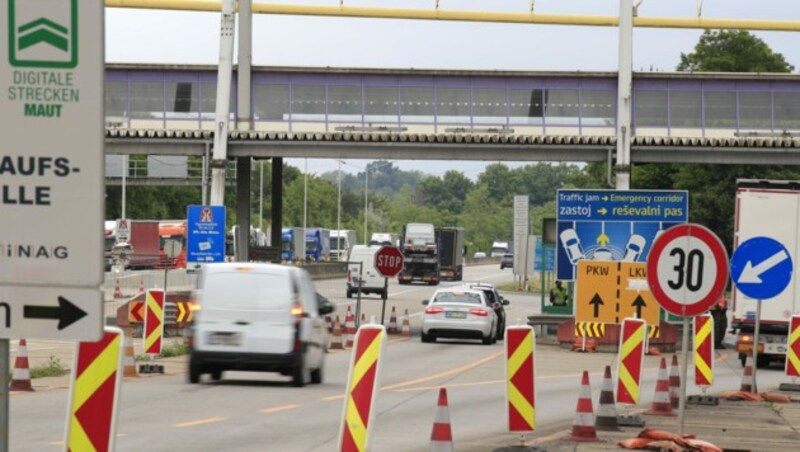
left=24, top=296, right=87, bottom=330
left=738, top=249, right=790, bottom=284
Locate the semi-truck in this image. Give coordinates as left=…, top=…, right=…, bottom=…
left=731, top=179, right=800, bottom=368
left=436, top=227, right=465, bottom=281
left=398, top=223, right=439, bottom=285
left=331, top=229, right=357, bottom=261
left=305, top=228, right=331, bottom=262
left=158, top=220, right=187, bottom=269
left=281, top=227, right=305, bottom=262
left=370, top=232, right=399, bottom=246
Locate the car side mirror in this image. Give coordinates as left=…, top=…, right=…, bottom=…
left=422, top=299, right=429, bottom=305
left=502, top=299, right=510, bottom=306
left=318, top=301, right=335, bottom=316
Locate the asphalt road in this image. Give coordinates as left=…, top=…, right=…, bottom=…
left=8, top=263, right=790, bottom=451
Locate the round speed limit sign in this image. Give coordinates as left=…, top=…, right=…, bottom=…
left=646, top=224, right=729, bottom=317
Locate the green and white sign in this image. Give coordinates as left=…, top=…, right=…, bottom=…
left=0, top=0, right=103, bottom=340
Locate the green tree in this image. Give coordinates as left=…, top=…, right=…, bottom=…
left=678, top=30, right=794, bottom=73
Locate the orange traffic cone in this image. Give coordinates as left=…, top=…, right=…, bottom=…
left=430, top=388, right=454, bottom=452
left=123, top=327, right=139, bottom=378
left=595, top=365, right=619, bottom=431
left=329, top=316, right=344, bottom=350
left=571, top=371, right=601, bottom=442
left=669, top=355, right=680, bottom=408
left=401, top=309, right=411, bottom=337
left=344, top=306, right=356, bottom=348
left=387, top=306, right=398, bottom=334
left=741, top=352, right=755, bottom=393
left=10, top=339, right=34, bottom=391
left=114, top=280, right=123, bottom=300
left=645, top=357, right=675, bottom=416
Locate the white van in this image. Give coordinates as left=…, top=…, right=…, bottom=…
left=347, top=245, right=388, bottom=300
left=189, top=263, right=333, bottom=387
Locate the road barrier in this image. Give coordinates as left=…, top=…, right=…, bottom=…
left=505, top=325, right=536, bottom=433
left=616, top=318, right=646, bottom=405
left=694, top=315, right=714, bottom=388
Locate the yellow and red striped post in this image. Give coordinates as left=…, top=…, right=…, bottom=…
left=144, top=289, right=165, bottom=355
left=65, top=327, right=125, bottom=452
left=616, top=318, right=646, bottom=405
left=786, top=316, right=800, bottom=378
left=339, top=324, right=387, bottom=452
left=694, top=315, right=714, bottom=388
left=505, top=324, right=536, bottom=434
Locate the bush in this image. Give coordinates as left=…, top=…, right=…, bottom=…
left=30, top=356, right=69, bottom=379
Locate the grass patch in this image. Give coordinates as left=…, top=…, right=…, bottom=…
left=136, top=340, right=190, bottom=361
left=497, top=278, right=544, bottom=293
left=30, top=356, right=69, bottom=379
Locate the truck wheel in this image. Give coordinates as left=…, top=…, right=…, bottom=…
left=189, top=361, right=201, bottom=384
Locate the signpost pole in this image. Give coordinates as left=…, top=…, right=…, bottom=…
left=356, top=263, right=363, bottom=329
left=380, top=278, right=387, bottom=326
left=678, top=316, right=690, bottom=435
left=0, top=340, right=9, bottom=452
left=752, top=299, right=762, bottom=393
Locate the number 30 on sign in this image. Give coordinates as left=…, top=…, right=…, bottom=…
left=647, top=224, right=729, bottom=317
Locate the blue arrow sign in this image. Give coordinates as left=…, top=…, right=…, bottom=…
left=730, top=236, right=793, bottom=300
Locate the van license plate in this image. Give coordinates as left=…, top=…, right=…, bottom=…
left=209, top=332, right=241, bottom=346
left=445, top=311, right=467, bottom=319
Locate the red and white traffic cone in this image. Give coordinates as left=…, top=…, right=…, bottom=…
left=114, top=280, right=123, bottom=300
left=571, top=370, right=600, bottom=442
left=344, top=306, right=356, bottom=348
left=401, top=309, right=411, bottom=337
left=595, top=365, right=619, bottom=431
left=669, top=354, right=681, bottom=409
left=645, top=357, right=675, bottom=416
left=123, top=327, right=139, bottom=378
left=10, top=339, right=34, bottom=392
left=139, top=278, right=145, bottom=294
left=430, top=387, right=454, bottom=452
left=329, top=315, right=344, bottom=350
left=387, top=306, right=398, bottom=334
left=741, top=352, right=755, bottom=393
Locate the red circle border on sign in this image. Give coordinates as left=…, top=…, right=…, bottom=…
left=646, top=224, right=729, bottom=317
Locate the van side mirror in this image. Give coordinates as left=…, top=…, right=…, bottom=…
left=318, top=301, right=335, bottom=316
left=421, top=299, right=429, bottom=305
left=502, top=299, right=510, bottom=306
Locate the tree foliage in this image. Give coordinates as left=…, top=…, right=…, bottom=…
left=677, top=30, right=793, bottom=73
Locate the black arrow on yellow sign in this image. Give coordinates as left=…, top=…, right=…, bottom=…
left=589, top=293, right=604, bottom=318
left=632, top=294, right=647, bottom=320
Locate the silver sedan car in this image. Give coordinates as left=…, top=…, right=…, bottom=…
left=421, top=288, right=497, bottom=345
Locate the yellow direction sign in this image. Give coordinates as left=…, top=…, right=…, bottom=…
left=575, top=261, right=659, bottom=325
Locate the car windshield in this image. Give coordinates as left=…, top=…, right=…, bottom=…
left=433, top=292, right=482, bottom=305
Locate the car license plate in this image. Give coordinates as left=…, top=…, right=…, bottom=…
left=209, top=332, right=241, bottom=346
left=445, top=311, right=467, bottom=319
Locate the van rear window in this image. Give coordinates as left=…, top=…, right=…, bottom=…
left=202, top=272, right=291, bottom=310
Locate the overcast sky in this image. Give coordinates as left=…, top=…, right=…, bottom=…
left=105, top=0, right=800, bottom=178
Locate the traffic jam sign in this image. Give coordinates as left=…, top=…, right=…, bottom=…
left=557, top=189, right=688, bottom=281
left=647, top=224, right=729, bottom=317
left=575, top=261, right=659, bottom=326
left=374, top=246, right=404, bottom=278
left=0, top=0, right=104, bottom=340
left=730, top=236, right=793, bottom=301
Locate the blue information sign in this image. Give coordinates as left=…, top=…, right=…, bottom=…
left=556, top=189, right=688, bottom=280
left=730, top=236, right=793, bottom=300
left=186, top=205, right=226, bottom=263
left=534, top=236, right=555, bottom=272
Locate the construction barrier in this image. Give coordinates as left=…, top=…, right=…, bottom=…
left=505, top=325, right=536, bottom=433
left=144, top=289, right=165, bottom=355
left=66, top=327, right=124, bottom=452
left=430, top=387, right=454, bottom=452
left=694, top=315, right=714, bottom=388
left=616, top=318, right=646, bottom=405
left=175, top=301, right=194, bottom=323
left=339, top=324, right=387, bottom=452
left=574, top=321, right=605, bottom=338
left=786, top=315, right=800, bottom=378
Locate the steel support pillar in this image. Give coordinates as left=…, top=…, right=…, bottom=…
left=615, top=0, right=633, bottom=190
left=271, top=158, right=284, bottom=257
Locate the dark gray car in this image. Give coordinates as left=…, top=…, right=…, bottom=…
left=500, top=254, right=513, bottom=270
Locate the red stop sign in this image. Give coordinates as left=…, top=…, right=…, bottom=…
left=374, top=246, right=405, bottom=277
